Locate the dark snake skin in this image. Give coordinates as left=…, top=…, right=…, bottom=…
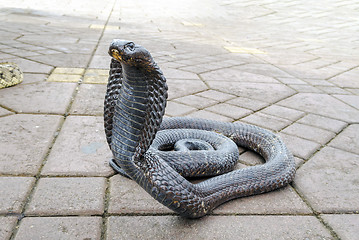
left=104, top=39, right=296, bottom=218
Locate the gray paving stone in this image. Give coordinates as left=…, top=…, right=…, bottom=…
left=205, top=103, right=252, bottom=119
left=329, top=124, right=359, bottom=154
left=208, top=81, right=296, bottom=103
left=0, top=177, right=35, bottom=214
left=278, top=93, right=359, bottom=123
left=0, top=114, right=62, bottom=175
left=0, top=107, right=12, bottom=117
left=333, top=94, right=359, bottom=109
left=294, top=147, right=359, bottom=213
left=42, top=116, right=113, bottom=176
left=162, top=67, right=200, bottom=80
left=22, top=73, right=47, bottom=84
left=70, top=84, right=107, bottom=115
left=297, top=114, right=347, bottom=133
left=329, top=67, right=359, bottom=88
left=7, top=58, right=53, bottom=74
left=29, top=53, right=93, bottom=68
left=165, top=101, right=197, bottom=117
left=0, top=216, right=17, bottom=240
left=201, top=68, right=279, bottom=83
left=322, top=214, right=359, bottom=240
left=108, top=175, right=172, bottom=215
left=0, top=82, right=76, bottom=114
left=281, top=123, right=335, bottom=144
left=241, top=112, right=292, bottom=131
left=106, top=215, right=333, bottom=240
left=184, top=110, right=233, bottom=122
left=226, top=96, right=269, bottom=111
left=25, top=177, right=106, bottom=215
left=15, top=217, right=102, bottom=240
left=167, top=80, right=208, bottom=100
left=288, top=84, right=323, bottom=93
left=233, top=63, right=293, bottom=78
left=214, top=186, right=311, bottom=215
left=279, top=133, right=321, bottom=160
left=260, top=105, right=305, bottom=121
left=173, top=95, right=218, bottom=109
left=195, top=90, right=236, bottom=102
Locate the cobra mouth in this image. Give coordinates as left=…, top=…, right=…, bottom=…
left=109, top=49, right=122, bottom=61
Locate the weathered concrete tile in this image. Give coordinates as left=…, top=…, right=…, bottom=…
left=233, top=63, right=293, bottom=78
left=241, top=112, right=292, bottom=131
left=0, top=107, right=12, bottom=117
left=214, top=186, right=311, bottom=215
left=29, top=53, right=92, bottom=68
left=107, top=215, right=333, bottom=240
left=184, top=110, right=233, bottom=122
left=83, top=69, right=108, bottom=84
left=0, top=82, right=76, bottom=114
left=333, top=94, right=359, bottom=109
left=163, top=67, right=200, bottom=80
left=26, top=177, right=106, bottom=215
left=329, top=67, right=359, bottom=88
left=279, top=133, right=321, bottom=160
left=322, top=214, right=359, bottom=240
left=276, top=77, right=307, bottom=85
left=317, top=85, right=351, bottom=95
left=70, top=84, right=107, bottom=115
left=329, top=124, right=359, bottom=154
left=0, top=114, right=62, bottom=175
left=42, top=116, right=113, bottom=176
left=165, top=101, right=197, bottom=117
left=47, top=73, right=81, bottom=83
left=196, top=90, right=236, bottom=102
left=289, top=84, right=323, bottom=93
left=226, top=96, right=269, bottom=111
left=201, top=69, right=279, bottom=83
left=0, top=177, right=35, bottom=214
left=0, top=216, right=17, bottom=240
left=205, top=103, right=252, bottom=119
left=7, top=58, right=53, bottom=74
left=22, top=73, right=47, bottom=84
left=167, top=80, right=208, bottom=100
left=282, top=123, right=335, bottom=144
left=294, top=147, right=359, bottom=213
left=260, top=105, right=305, bottom=121
left=208, top=81, right=296, bottom=103
left=15, top=217, right=102, bottom=240
left=108, top=175, right=172, bottom=214
left=278, top=93, right=359, bottom=123
left=173, top=95, right=218, bottom=109
left=297, top=114, right=346, bottom=133
left=52, top=67, right=85, bottom=75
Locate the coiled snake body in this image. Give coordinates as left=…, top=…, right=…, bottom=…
left=104, top=40, right=296, bottom=218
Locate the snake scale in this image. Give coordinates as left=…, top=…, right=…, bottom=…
left=104, top=39, right=296, bottom=218
left=0, top=62, right=23, bottom=89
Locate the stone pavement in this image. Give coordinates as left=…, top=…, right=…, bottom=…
left=0, top=0, right=358, bottom=239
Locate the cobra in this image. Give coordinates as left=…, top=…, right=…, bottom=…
left=104, top=39, right=296, bottom=218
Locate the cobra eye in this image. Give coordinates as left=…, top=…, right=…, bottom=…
left=125, top=42, right=135, bottom=51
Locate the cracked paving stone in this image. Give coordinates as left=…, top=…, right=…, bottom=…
left=15, top=217, right=102, bottom=240
left=294, top=147, right=359, bottom=213
left=0, top=177, right=35, bottom=214
left=322, top=214, right=359, bottom=240
left=0, top=216, right=17, bottom=240
left=42, top=116, right=113, bottom=176
left=0, top=82, right=76, bottom=114
left=329, top=124, right=359, bottom=154
left=0, top=114, right=62, bottom=175
left=25, top=177, right=106, bottom=215
left=108, top=175, right=172, bottom=215
left=106, top=215, right=333, bottom=240
left=0, top=107, right=12, bottom=117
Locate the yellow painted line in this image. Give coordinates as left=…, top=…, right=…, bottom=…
left=224, top=46, right=266, bottom=54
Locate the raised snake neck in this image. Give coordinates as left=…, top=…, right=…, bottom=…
left=104, top=39, right=296, bottom=218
